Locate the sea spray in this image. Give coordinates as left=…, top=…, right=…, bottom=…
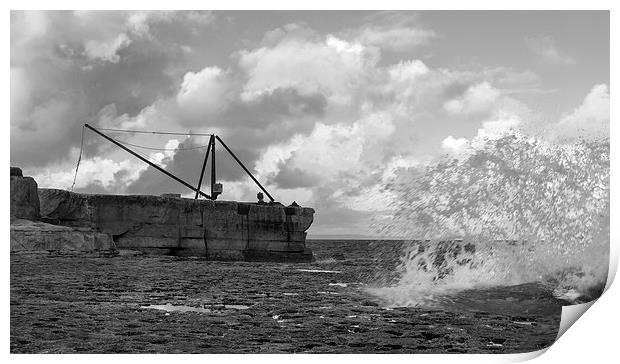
left=369, top=132, right=609, bottom=307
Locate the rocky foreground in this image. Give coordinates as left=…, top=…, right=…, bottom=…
left=10, top=242, right=561, bottom=354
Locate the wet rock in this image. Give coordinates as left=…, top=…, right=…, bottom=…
left=10, top=242, right=562, bottom=354
left=360, top=300, right=379, bottom=307
left=422, top=331, right=443, bottom=341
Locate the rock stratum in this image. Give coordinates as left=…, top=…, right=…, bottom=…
left=10, top=167, right=314, bottom=262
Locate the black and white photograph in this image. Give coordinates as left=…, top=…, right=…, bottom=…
left=8, top=6, right=612, bottom=356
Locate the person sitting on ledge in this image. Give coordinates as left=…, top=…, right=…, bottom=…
left=257, top=192, right=265, bottom=204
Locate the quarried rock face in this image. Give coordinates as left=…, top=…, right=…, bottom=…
left=38, top=188, right=315, bottom=261
left=38, top=188, right=91, bottom=226
left=10, top=167, right=40, bottom=221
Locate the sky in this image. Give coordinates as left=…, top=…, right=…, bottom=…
left=10, top=10, right=610, bottom=235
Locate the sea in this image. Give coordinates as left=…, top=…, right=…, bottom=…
left=9, top=238, right=585, bottom=354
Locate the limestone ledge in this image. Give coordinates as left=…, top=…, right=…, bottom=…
left=37, top=188, right=315, bottom=260
left=10, top=219, right=115, bottom=254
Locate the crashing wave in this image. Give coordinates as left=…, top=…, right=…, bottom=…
left=370, top=132, right=609, bottom=307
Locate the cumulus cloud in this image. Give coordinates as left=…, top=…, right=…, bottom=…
left=238, top=28, right=378, bottom=104
left=443, top=82, right=500, bottom=115
left=438, top=82, right=609, bottom=164
left=526, top=35, right=575, bottom=66
left=551, top=84, right=610, bottom=142
left=388, top=60, right=430, bottom=83
left=268, top=112, right=396, bottom=186
left=441, top=136, right=470, bottom=155
left=176, top=66, right=232, bottom=117
left=32, top=157, right=148, bottom=193
left=475, top=113, right=522, bottom=140
left=440, top=112, right=523, bottom=158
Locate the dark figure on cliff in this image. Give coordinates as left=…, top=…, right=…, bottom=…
left=257, top=192, right=265, bottom=204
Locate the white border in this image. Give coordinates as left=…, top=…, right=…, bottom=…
left=3, top=2, right=616, bottom=363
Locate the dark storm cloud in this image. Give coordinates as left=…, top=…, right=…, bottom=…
left=123, top=86, right=327, bottom=195
left=270, top=163, right=322, bottom=189
left=124, top=135, right=261, bottom=196
left=176, top=86, right=327, bottom=141
left=226, top=88, right=327, bottom=129
left=121, top=86, right=329, bottom=195
left=219, top=88, right=327, bottom=148
left=83, top=41, right=189, bottom=116
left=10, top=91, right=89, bottom=167
left=10, top=11, right=215, bottom=168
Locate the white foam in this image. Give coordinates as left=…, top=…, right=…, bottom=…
left=141, top=304, right=212, bottom=314
left=140, top=303, right=249, bottom=314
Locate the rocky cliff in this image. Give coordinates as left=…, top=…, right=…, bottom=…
left=10, top=166, right=314, bottom=261
left=10, top=167, right=116, bottom=255
left=10, top=167, right=40, bottom=221
left=37, top=188, right=314, bottom=261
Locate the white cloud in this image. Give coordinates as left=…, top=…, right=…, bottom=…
left=340, top=184, right=394, bottom=212
left=381, top=156, right=421, bottom=182
left=444, top=82, right=500, bottom=114
left=84, top=33, right=131, bottom=63
left=280, top=123, right=365, bottom=180
left=526, top=35, right=575, bottom=66
left=441, top=136, right=470, bottom=155
left=238, top=33, right=377, bottom=103
left=260, top=110, right=395, bottom=191
left=386, top=60, right=430, bottom=100
left=475, top=112, right=522, bottom=140
left=32, top=157, right=147, bottom=191
left=125, top=11, right=176, bottom=38
left=388, top=60, right=429, bottom=83
left=439, top=112, right=523, bottom=158
left=176, top=66, right=231, bottom=116
left=551, top=84, right=609, bottom=141
left=95, top=102, right=176, bottom=132
left=325, top=35, right=364, bottom=54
